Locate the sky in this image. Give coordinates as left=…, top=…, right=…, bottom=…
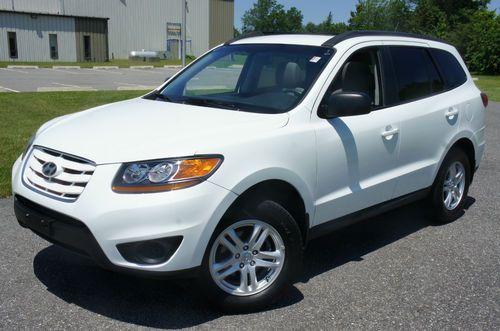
left=234, top=0, right=500, bottom=29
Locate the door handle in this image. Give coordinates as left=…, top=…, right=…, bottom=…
left=381, top=127, right=399, bottom=140
left=445, top=108, right=459, bottom=119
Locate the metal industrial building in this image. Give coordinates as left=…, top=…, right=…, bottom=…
left=0, top=0, right=234, bottom=62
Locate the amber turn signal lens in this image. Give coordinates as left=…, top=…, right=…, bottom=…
left=173, top=158, right=221, bottom=180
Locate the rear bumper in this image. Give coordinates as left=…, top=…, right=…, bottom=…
left=14, top=195, right=198, bottom=278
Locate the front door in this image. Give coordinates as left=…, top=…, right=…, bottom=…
left=312, top=45, right=401, bottom=225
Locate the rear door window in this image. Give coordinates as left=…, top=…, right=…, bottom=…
left=389, top=47, right=444, bottom=103
left=430, top=48, right=467, bottom=89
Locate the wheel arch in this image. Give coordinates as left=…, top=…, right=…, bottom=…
left=436, top=134, right=476, bottom=183
left=221, top=179, right=310, bottom=245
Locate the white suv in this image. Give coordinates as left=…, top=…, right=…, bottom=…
left=12, top=31, right=487, bottom=311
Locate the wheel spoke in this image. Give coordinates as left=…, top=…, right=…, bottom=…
left=220, top=237, right=238, bottom=255
left=248, top=266, right=258, bottom=291
left=213, top=258, right=234, bottom=273
left=216, top=264, right=238, bottom=280
left=257, top=250, right=282, bottom=260
left=444, top=192, right=452, bottom=208
left=253, top=228, right=269, bottom=251
left=454, top=169, right=464, bottom=184
left=248, top=224, right=263, bottom=248
left=226, top=229, right=244, bottom=250
left=255, top=258, right=280, bottom=268
left=449, top=164, right=457, bottom=180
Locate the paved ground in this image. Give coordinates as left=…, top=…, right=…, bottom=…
left=0, top=104, right=499, bottom=330
left=0, top=67, right=179, bottom=92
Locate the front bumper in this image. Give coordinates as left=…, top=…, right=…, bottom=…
left=12, top=156, right=238, bottom=274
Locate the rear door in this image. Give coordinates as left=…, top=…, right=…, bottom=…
left=383, top=45, right=460, bottom=197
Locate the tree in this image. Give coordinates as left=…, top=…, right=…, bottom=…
left=241, top=0, right=303, bottom=33
left=234, top=27, right=241, bottom=37
left=463, top=10, right=499, bottom=74
left=410, top=0, right=448, bottom=37
left=349, top=0, right=412, bottom=31
left=304, top=12, right=349, bottom=34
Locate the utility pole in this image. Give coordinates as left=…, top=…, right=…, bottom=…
left=181, top=0, right=187, bottom=67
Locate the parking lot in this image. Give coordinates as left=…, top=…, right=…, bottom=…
left=0, top=104, right=499, bottom=330
left=0, top=67, right=179, bottom=92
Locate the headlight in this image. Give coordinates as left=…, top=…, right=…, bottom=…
left=21, top=133, right=36, bottom=160
left=112, top=155, right=223, bottom=193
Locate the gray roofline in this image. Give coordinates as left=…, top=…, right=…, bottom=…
left=0, top=9, right=109, bottom=20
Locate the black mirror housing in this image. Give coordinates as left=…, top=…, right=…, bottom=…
left=320, top=92, right=372, bottom=119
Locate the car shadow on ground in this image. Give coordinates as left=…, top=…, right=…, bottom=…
left=33, top=197, right=475, bottom=328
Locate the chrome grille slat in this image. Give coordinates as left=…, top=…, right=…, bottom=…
left=32, top=148, right=96, bottom=172
left=23, top=147, right=96, bottom=202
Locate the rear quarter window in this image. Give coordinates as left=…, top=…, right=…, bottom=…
left=430, top=48, right=467, bottom=90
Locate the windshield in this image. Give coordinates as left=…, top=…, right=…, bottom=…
left=150, top=44, right=334, bottom=114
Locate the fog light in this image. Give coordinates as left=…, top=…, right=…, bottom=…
left=117, top=236, right=183, bottom=265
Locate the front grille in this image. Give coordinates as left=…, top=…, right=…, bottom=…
left=22, top=146, right=96, bottom=202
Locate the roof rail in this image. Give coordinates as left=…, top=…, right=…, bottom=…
left=224, top=31, right=335, bottom=45
left=321, top=30, right=448, bottom=47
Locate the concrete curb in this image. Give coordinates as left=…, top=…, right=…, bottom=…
left=130, top=65, right=154, bottom=69
left=93, top=66, right=119, bottom=69
left=117, top=86, right=156, bottom=91
left=37, top=87, right=97, bottom=92
left=7, top=65, right=39, bottom=69
left=164, top=65, right=182, bottom=69
left=52, top=66, right=81, bottom=69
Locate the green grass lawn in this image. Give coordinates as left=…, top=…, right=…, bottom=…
left=0, top=90, right=147, bottom=197
left=475, top=76, right=500, bottom=102
left=0, top=59, right=192, bottom=68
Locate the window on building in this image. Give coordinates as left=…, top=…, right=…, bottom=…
left=49, top=34, right=58, bottom=60
left=8, top=32, right=18, bottom=59
left=389, top=47, right=444, bottom=102
left=83, top=35, right=91, bottom=60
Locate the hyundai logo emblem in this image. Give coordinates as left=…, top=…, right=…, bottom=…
left=42, top=162, right=58, bottom=178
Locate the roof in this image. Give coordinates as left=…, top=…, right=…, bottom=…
left=226, top=30, right=448, bottom=47
left=0, top=9, right=108, bottom=20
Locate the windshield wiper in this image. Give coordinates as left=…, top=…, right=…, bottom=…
left=150, top=91, right=172, bottom=102
left=182, top=98, right=240, bottom=111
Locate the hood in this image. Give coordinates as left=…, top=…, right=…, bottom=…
left=34, top=98, right=289, bottom=164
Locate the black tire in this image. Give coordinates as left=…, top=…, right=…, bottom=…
left=430, top=147, right=471, bottom=223
left=198, top=199, right=303, bottom=313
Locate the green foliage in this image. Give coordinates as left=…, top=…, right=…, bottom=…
left=348, top=0, right=412, bottom=31
left=463, top=11, right=500, bottom=74
left=304, top=12, right=349, bottom=34
left=241, top=0, right=303, bottom=33
left=239, top=0, right=499, bottom=74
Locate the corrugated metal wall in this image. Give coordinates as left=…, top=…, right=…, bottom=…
left=62, top=0, right=212, bottom=58
left=0, top=0, right=234, bottom=59
left=209, top=0, right=234, bottom=48
left=0, top=11, right=77, bottom=61
left=0, top=0, right=61, bottom=13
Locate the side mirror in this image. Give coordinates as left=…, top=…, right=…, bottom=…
left=319, top=91, right=372, bottom=119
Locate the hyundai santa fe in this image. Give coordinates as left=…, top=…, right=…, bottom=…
left=12, top=31, right=487, bottom=311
